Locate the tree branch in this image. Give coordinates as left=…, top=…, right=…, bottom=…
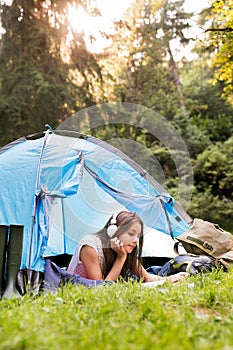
left=205, top=27, right=233, bottom=32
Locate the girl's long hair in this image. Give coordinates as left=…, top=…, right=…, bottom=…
left=96, top=211, right=144, bottom=279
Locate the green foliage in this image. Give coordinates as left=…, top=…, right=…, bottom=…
left=0, top=1, right=103, bottom=146
left=181, top=62, right=233, bottom=143
left=194, top=137, right=233, bottom=199
left=205, top=0, right=233, bottom=104
left=0, top=1, right=71, bottom=144
left=187, top=137, right=233, bottom=231
left=106, top=0, right=193, bottom=118
left=173, top=115, right=211, bottom=158
left=1, top=271, right=233, bottom=349
left=188, top=190, right=233, bottom=232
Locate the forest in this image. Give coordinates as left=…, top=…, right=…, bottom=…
left=0, top=0, right=232, bottom=231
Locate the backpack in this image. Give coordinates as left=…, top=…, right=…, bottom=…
left=174, top=218, right=233, bottom=270
left=158, top=254, right=218, bottom=276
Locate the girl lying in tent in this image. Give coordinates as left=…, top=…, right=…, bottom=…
left=67, top=211, right=188, bottom=284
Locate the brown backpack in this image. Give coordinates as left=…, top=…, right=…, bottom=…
left=174, top=218, right=233, bottom=269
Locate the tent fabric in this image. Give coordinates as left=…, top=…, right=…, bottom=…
left=0, top=130, right=192, bottom=273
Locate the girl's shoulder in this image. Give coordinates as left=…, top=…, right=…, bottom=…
left=79, top=234, right=102, bottom=250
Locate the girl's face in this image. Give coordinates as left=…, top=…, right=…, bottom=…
left=119, top=221, right=142, bottom=254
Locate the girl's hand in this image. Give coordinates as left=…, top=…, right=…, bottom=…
left=110, top=237, right=127, bottom=258
left=167, top=272, right=189, bottom=284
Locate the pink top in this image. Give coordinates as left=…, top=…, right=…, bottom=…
left=67, top=235, right=105, bottom=278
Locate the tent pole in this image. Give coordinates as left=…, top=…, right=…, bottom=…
left=27, top=129, right=51, bottom=282
left=61, top=198, right=66, bottom=255
left=61, top=150, right=84, bottom=256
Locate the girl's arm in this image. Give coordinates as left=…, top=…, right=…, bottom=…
left=80, top=244, right=127, bottom=281
left=79, top=246, right=103, bottom=280
left=138, top=263, right=188, bottom=283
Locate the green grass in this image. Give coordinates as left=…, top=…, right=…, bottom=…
left=0, top=269, right=233, bottom=350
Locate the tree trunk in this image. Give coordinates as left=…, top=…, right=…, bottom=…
left=168, top=42, right=187, bottom=116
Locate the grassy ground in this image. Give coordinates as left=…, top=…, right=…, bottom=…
left=0, top=269, right=233, bottom=350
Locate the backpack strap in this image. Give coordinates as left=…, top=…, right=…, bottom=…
left=172, top=258, right=196, bottom=273
left=174, top=241, right=180, bottom=255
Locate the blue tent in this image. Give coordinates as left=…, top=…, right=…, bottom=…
left=0, top=129, right=192, bottom=274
